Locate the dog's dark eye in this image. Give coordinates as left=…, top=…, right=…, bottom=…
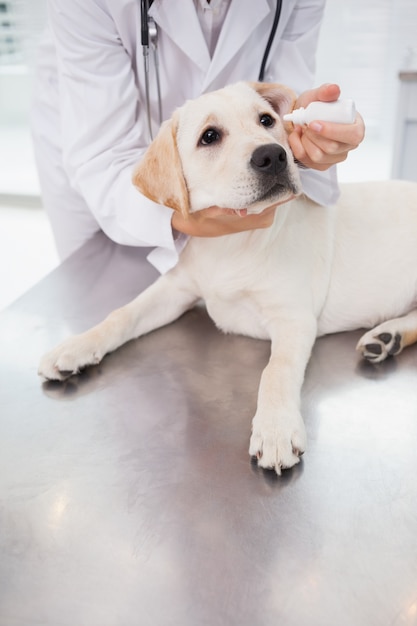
left=200, top=128, right=221, bottom=145
left=260, top=114, right=275, bottom=128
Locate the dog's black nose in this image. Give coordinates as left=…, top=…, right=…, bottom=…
left=250, top=144, right=287, bottom=175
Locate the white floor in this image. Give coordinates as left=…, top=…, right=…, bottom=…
left=0, top=125, right=393, bottom=312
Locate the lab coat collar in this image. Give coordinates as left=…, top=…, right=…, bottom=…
left=150, top=0, right=271, bottom=86
left=150, top=0, right=211, bottom=74
left=202, top=0, right=270, bottom=89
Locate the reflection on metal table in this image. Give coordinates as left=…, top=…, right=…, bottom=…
left=1, top=231, right=417, bottom=626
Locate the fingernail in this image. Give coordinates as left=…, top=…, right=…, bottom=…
left=309, top=122, right=323, bottom=133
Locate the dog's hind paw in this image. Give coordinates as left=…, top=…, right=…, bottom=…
left=356, top=325, right=403, bottom=363
left=249, top=409, right=306, bottom=475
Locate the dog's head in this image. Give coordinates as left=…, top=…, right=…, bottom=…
left=133, top=81, right=302, bottom=216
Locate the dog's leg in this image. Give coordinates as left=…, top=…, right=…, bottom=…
left=356, top=309, right=417, bottom=363
left=249, top=314, right=317, bottom=474
left=39, top=272, right=198, bottom=381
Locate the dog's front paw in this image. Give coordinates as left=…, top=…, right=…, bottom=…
left=249, top=408, right=306, bottom=475
left=38, top=335, right=104, bottom=381
left=356, top=325, right=402, bottom=363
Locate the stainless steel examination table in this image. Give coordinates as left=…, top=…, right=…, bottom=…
left=1, top=231, right=417, bottom=626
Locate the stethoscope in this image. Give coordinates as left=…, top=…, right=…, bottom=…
left=140, top=0, right=283, bottom=139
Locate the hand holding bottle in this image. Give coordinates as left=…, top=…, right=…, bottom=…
left=286, top=83, right=365, bottom=172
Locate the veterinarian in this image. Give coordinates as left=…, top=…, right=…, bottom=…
left=31, top=0, right=365, bottom=273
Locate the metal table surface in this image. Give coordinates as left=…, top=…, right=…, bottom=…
left=1, top=231, right=417, bottom=626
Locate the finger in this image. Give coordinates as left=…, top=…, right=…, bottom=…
left=199, top=206, right=251, bottom=220
left=302, top=130, right=352, bottom=157
left=296, top=83, right=341, bottom=109
left=214, top=211, right=275, bottom=233
left=288, top=129, right=345, bottom=169
left=203, top=206, right=235, bottom=217
left=306, top=113, right=365, bottom=147
left=244, top=209, right=277, bottom=228
left=202, top=206, right=272, bottom=227
left=290, top=112, right=365, bottom=167
left=315, top=83, right=341, bottom=103
left=300, top=133, right=348, bottom=164
left=288, top=127, right=310, bottom=164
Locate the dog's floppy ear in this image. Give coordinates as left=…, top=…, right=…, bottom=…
left=250, top=82, right=297, bottom=129
left=132, top=112, right=190, bottom=216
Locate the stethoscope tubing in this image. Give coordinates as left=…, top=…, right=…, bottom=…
left=141, top=0, right=281, bottom=139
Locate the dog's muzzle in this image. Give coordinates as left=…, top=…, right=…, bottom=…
left=250, top=144, right=287, bottom=176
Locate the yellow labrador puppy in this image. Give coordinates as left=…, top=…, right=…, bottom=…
left=39, top=82, right=417, bottom=474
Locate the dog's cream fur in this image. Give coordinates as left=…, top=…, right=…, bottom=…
left=39, top=82, right=417, bottom=474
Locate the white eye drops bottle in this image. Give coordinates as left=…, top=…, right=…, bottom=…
left=283, top=99, right=356, bottom=125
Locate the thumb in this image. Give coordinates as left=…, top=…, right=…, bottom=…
left=297, top=83, right=341, bottom=108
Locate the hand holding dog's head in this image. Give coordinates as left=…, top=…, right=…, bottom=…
left=133, top=82, right=301, bottom=217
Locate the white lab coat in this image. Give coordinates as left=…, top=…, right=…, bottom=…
left=31, top=0, right=338, bottom=273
